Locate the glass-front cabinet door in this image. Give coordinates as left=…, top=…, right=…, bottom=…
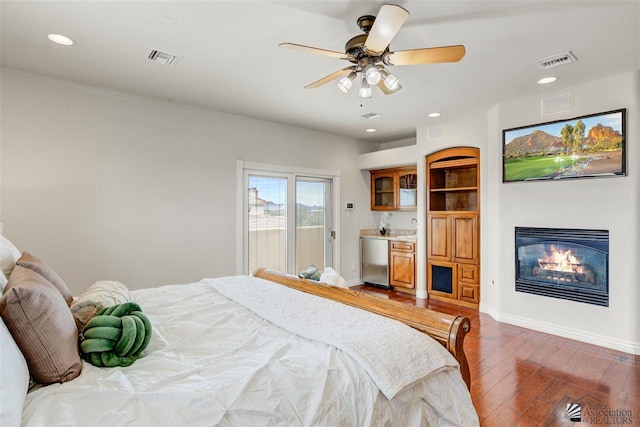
left=397, top=170, right=417, bottom=210
left=370, top=166, right=417, bottom=211
left=370, top=170, right=396, bottom=210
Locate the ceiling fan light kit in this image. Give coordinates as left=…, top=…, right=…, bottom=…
left=379, top=68, right=400, bottom=91
left=280, top=4, right=465, bottom=99
left=359, top=76, right=373, bottom=99
left=364, top=62, right=381, bottom=85
left=337, top=71, right=357, bottom=93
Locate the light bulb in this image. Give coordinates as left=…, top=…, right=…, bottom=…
left=380, top=68, right=401, bottom=92
left=337, top=72, right=356, bottom=93
left=365, top=65, right=381, bottom=85
left=359, top=77, right=372, bottom=99
left=389, top=81, right=402, bottom=93
left=384, top=74, right=399, bottom=90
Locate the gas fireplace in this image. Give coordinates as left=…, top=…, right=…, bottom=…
left=515, top=227, right=609, bottom=306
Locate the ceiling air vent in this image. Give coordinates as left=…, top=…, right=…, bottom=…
left=361, top=112, right=382, bottom=120
left=146, top=49, right=181, bottom=66
left=535, top=51, right=577, bottom=70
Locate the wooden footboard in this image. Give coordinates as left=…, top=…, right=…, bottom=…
left=252, top=268, right=471, bottom=389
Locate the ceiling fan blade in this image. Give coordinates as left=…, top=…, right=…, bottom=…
left=305, top=68, right=353, bottom=89
left=280, top=42, right=348, bottom=60
left=387, top=45, right=466, bottom=65
left=364, top=4, right=409, bottom=55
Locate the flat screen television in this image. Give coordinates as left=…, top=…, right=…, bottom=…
left=502, top=109, right=626, bottom=182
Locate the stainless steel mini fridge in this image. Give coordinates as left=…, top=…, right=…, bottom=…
left=360, top=237, right=391, bottom=289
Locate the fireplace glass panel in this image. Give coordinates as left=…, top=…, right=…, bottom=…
left=514, top=227, right=609, bottom=306
left=517, top=243, right=607, bottom=292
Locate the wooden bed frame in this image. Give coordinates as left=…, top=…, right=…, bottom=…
left=253, top=268, right=471, bottom=389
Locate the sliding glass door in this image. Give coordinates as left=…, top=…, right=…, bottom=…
left=295, top=177, right=332, bottom=274
left=245, top=171, right=333, bottom=276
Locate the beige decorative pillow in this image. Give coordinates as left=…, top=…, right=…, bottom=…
left=16, top=253, right=73, bottom=306
left=70, top=280, right=130, bottom=331
left=0, top=266, right=82, bottom=385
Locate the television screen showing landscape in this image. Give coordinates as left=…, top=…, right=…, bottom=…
left=503, top=109, right=626, bottom=182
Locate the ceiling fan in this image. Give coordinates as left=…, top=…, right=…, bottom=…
left=280, top=4, right=465, bottom=98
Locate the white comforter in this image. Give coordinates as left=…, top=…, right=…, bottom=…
left=22, top=276, right=479, bottom=426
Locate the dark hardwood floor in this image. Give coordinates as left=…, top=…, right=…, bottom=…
left=351, top=285, right=640, bottom=426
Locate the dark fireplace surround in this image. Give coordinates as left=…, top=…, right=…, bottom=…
left=515, top=227, right=609, bottom=307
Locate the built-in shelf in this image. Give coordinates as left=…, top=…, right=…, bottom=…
left=426, top=147, right=481, bottom=309
left=430, top=187, right=477, bottom=192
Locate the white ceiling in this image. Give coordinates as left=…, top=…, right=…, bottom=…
left=1, top=1, right=638, bottom=143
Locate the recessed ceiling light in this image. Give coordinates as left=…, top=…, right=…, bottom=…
left=428, top=112, right=441, bottom=118
left=48, top=34, right=74, bottom=46
left=365, top=128, right=377, bottom=133
left=537, top=76, right=558, bottom=85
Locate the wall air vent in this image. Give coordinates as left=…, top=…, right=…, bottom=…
left=535, top=51, right=577, bottom=70
left=146, top=49, right=182, bottom=66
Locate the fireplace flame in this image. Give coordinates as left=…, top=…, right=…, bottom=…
left=538, top=245, right=584, bottom=273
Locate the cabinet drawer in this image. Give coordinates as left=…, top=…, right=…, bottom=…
left=391, top=241, right=415, bottom=252
left=459, top=283, right=479, bottom=303
left=457, top=263, right=479, bottom=284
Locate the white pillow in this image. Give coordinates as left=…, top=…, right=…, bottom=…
left=0, top=235, right=20, bottom=278
left=0, top=317, right=29, bottom=427
left=319, top=267, right=348, bottom=288
left=0, top=270, right=7, bottom=293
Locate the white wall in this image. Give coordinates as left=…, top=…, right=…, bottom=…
left=358, top=144, right=416, bottom=170
left=0, top=67, right=373, bottom=294
left=357, top=138, right=421, bottom=250
left=379, top=137, right=416, bottom=151
left=417, top=72, right=640, bottom=353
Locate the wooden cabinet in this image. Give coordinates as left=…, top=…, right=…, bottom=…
left=370, top=166, right=417, bottom=211
left=426, top=147, right=480, bottom=308
left=370, top=169, right=396, bottom=210
left=390, top=240, right=415, bottom=290
left=452, top=214, right=478, bottom=264
left=397, top=169, right=418, bottom=210
left=427, top=213, right=451, bottom=261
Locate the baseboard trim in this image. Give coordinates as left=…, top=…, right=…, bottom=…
left=486, top=310, right=640, bottom=355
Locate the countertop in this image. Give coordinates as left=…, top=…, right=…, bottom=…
left=359, top=229, right=417, bottom=242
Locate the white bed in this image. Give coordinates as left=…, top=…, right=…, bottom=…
left=18, top=273, right=478, bottom=426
